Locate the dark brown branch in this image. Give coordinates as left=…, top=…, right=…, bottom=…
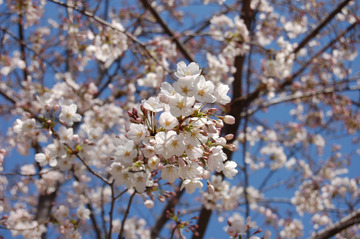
left=118, top=191, right=136, bottom=239
left=140, top=0, right=195, bottom=63
left=86, top=202, right=102, bottom=238
left=193, top=0, right=253, bottom=238
left=311, top=209, right=360, bottom=239
left=17, top=11, right=28, bottom=81
left=108, top=182, right=115, bottom=238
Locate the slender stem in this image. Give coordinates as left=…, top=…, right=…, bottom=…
left=108, top=182, right=115, bottom=238
left=118, top=191, right=136, bottom=239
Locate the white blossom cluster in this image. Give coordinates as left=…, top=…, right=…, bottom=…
left=279, top=218, right=304, bottom=238
left=210, top=15, right=250, bottom=57
left=201, top=175, right=262, bottom=211
left=109, top=61, right=237, bottom=194
left=291, top=177, right=334, bottom=216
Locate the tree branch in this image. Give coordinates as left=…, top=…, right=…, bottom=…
left=118, top=191, right=136, bottom=239
left=139, top=0, right=195, bottom=63
left=311, top=209, right=360, bottom=239
left=193, top=0, right=253, bottom=238
left=292, top=0, right=352, bottom=55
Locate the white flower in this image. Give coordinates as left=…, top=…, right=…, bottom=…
left=88, top=127, right=103, bottom=142
left=214, top=83, right=231, bottom=105
left=54, top=205, right=69, bottom=223
left=159, top=112, right=179, bottom=130
left=58, top=126, right=73, bottom=143
left=180, top=178, right=203, bottom=194
left=168, top=93, right=195, bottom=117
left=232, top=220, right=247, bottom=235
left=179, top=162, right=203, bottom=180
left=133, top=170, right=151, bottom=193
left=166, top=132, right=186, bottom=157
left=57, top=155, right=75, bottom=171
left=155, top=130, right=185, bottom=158
left=226, top=226, right=237, bottom=237
left=185, top=144, right=203, bottom=160
left=207, top=146, right=226, bottom=172
left=59, top=101, right=82, bottom=126
left=113, top=138, right=137, bottom=166
left=147, top=156, right=160, bottom=170
left=142, top=97, right=164, bottom=112
left=161, top=165, right=178, bottom=183
left=174, top=61, right=201, bottom=79
left=126, top=123, right=149, bottom=143
left=35, top=149, right=57, bottom=167
left=223, top=161, right=238, bottom=179
left=109, top=162, right=125, bottom=178
left=173, top=78, right=195, bottom=97
left=194, top=75, right=216, bottom=103
left=76, top=205, right=90, bottom=220
left=159, top=82, right=177, bottom=104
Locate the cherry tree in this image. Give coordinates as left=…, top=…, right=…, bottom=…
left=0, top=0, right=360, bottom=238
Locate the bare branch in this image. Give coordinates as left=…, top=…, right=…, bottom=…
left=139, top=0, right=195, bottom=63
left=118, top=191, right=136, bottom=239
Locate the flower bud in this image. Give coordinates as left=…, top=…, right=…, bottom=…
left=178, top=158, right=186, bottom=168
left=144, top=200, right=154, bottom=209
left=159, top=196, right=166, bottom=202
left=225, top=134, right=234, bottom=141
left=73, top=134, right=79, bottom=142
left=207, top=182, right=215, bottom=194
left=223, top=115, right=235, bottom=125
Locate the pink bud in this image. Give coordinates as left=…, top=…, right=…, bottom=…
left=216, top=119, right=224, bottom=128
left=226, top=144, right=236, bottom=151
left=73, top=134, right=79, bottom=142
left=223, top=115, right=235, bottom=125
left=178, top=158, right=186, bottom=168
left=207, top=124, right=217, bottom=133
left=149, top=139, right=156, bottom=146
left=144, top=200, right=154, bottom=209
left=207, top=182, right=215, bottom=194
left=225, top=134, right=234, bottom=141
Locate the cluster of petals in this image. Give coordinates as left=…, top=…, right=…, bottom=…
left=109, top=61, right=236, bottom=194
